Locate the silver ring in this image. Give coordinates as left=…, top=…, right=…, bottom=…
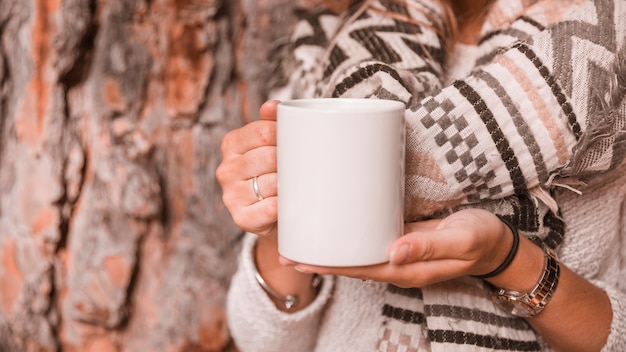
left=252, top=176, right=264, bottom=200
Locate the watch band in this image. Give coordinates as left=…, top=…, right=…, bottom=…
left=493, top=243, right=560, bottom=317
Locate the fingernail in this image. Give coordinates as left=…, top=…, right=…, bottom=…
left=391, top=244, right=410, bottom=264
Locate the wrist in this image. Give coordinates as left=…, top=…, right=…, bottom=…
left=473, top=216, right=519, bottom=279
left=485, top=236, right=545, bottom=292
left=491, top=242, right=560, bottom=318
left=475, top=218, right=560, bottom=318
left=254, top=234, right=322, bottom=311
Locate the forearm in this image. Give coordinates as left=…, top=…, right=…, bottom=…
left=486, top=234, right=611, bottom=351
left=529, top=266, right=611, bottom=352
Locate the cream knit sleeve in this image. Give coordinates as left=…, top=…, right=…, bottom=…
left=555, top=160, right=626, bottom=351
left=597, top=284, right=626, bottom=351
left=226, top=234, right=334, bottom=352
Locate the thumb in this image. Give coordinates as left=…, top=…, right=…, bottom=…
left=388, top=224, right=463, bottom=265
left=259, top=100, right=280, bottom=121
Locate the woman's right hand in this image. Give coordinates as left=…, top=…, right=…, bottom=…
left=216, top=100, right=280, bottom=237
left=218, top=101, right=320, bottom=312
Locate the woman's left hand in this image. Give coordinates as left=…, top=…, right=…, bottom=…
left=285, top=209, right=615, bottom=352
left=285, top=209, right=513, bottom=288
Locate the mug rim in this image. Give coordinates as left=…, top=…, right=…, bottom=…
left=278, top=98, right=405, bottom=113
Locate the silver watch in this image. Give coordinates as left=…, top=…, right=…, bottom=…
left=493, top=243, right=560, bottom=318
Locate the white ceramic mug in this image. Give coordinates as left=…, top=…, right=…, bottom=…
left=277, top=98, right=405, bottom=267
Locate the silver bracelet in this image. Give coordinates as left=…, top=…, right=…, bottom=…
left=254, top=270, right=322, bottom=310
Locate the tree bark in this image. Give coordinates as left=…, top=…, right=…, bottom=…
left=0, top=0, right=313, bottom=350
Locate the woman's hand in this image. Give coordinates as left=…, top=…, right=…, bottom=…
left=217, top=100, right=323, bottom=312
left=216, top=100, right=280, bottom=237
left=287, top=209, right=516, bottom=288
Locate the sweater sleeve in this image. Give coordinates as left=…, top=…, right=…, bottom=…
left=287, top=0, right=566, bottom=236
left=595, top=283, right=626, bottom=351
left=226, top=233, right=334, bottom=352
left=604, top=202, right=626, bottom=351
left=318, top=0, right=626, bottom=221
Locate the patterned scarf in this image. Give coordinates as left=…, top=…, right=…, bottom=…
left=268, top=0, right=626, bottom=350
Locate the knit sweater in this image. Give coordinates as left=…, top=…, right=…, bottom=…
left=228, top=0, right=626, bottom=350
left=229, top=166, right=626, bottom=351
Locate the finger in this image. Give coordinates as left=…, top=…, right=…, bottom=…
left=221, top=120, right=276, bottom=158
left=403, top=219, right=441, bottom=233
left=224, top=145, right=276, bottom=181
left=246, top=173, right=278, bottom=204
left=253, top=172, right=278, bottom=200
left=221, top=173, right=278, bottom=214
left=294, top=262, right=386, bottom=281
left=296, top=259, right=472, bottom=288
left=259, top=100, right=280, bottom=121
left=389, top=227, right=476, bottom=265
left=385, top=259, right=475, bottom=287
left=229, top=197, right=278, bottom=236
left=278, top=256, right=299, bottom=266
left=216, top=144, right=276, bottom=199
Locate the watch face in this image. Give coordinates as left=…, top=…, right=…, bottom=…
left=494, top=296, right=533, bottom=318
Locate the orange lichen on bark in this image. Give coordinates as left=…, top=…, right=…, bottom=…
left=163, top=128, right=196, bottom=231
left=17, top=0, right=61, bottom=148
left=81, top=336, right=117, bottom=352
left=103, top=78, right=129, bottom=113
left=0, top=238, right=24, bottom=315
left=173, top=129, right=195, bottom=193
left=31, top=206, right=59, bottom=236
left=164, top=0, right=214, bottom=117
left=103, top=255, right=131, bottom=288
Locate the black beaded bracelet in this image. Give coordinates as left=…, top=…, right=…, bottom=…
left=473, top=215, right=520, bottom=279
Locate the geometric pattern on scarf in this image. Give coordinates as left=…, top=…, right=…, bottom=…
left=267, top=0, right=625, bottom=350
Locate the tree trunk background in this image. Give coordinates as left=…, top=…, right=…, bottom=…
left=0, top=0, right=314, bottom=350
